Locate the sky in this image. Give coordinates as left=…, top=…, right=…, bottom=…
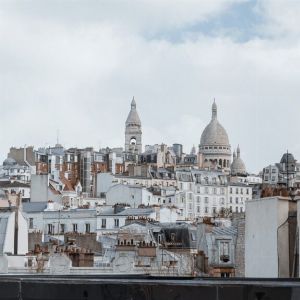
left=0, top=0, right=300, bottom=173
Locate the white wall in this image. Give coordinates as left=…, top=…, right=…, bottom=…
left=245, top=197, right=290, bottom=278
left=18, top=211, right=29, bottom=254
left=3, top=211, right=28, bottom=255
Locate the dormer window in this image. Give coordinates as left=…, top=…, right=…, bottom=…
left=220, top=241, right=230, bottom=262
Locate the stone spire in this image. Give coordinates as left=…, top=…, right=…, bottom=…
left=233, top=150, right=236, bottom=160
left=237, top=145, right=240, bottom=158
left=131, top=96, right=136, bottom=109
left=212, top=99, right=217, bottom=120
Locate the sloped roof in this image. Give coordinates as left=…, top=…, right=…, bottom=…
left=0, top=212, right=11, bottom=254
left=22, top=202, right=47, bottom=213
left=212, top=226, right=237, bottom=236
left=117, top=208, right=154, bottom=216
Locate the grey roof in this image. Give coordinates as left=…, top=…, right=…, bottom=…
left=97, top=207, right=115, bottom=215
left=117, top=208, right=154, bottom=216
left=0, top=181, right=30, bottom=189
left=22, top=202, right=47, bottom=213
left=212, top=226, right=237, bottom=236
left=3, top=157, right=17, bottom=166
left=43, top=208, right=97, bottom=219
left=280, top=153, right=296, bottom=164
left=0, top=212, right=11, bottom=254
left=200, top=102, right=230, bottom=147
left=0, top=189, right=6, bottom=198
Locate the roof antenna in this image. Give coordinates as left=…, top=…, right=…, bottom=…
left=56, top=129, right=60, bottom=146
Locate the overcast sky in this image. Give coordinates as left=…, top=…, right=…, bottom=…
left=0, top=0, right=300, bottom=173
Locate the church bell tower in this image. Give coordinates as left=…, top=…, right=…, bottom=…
left=125, top=97, right=142, bottom=154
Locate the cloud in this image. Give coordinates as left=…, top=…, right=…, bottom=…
left=0, top=0, right=300, bottom=174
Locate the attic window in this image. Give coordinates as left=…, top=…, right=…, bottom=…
left=190, top=232, right=196, bottom=241
left=170, top=233, right=175, bottom=241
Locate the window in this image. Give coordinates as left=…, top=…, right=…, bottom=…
left=171, top=233, right=176, bottom=241
left=85, top=223, right=90, bottom=233
left=213, top=188, right=217, bottom=195
left=213, top=207, right=217, bottom=214
left=230, top=188, right=232, bottom=193
left=229, top=206, right=232, bottom=212
left=197, top=196, right=200, bottom=203
left=60, top=224, right=65, bottom=233
left=48, top=224, right=54, bottom=234
left=240, top=207, right=243, bottom=213
left=189, top=203, right=192, bottom=210
left=197, top=206, right=200, bottom=213
left=204, top=197, right=209, bottom=204
left=230, top=197, right=232, bottom=204
left=265, top=169, right=270, bottom=174
left=220, top=241, right=230, bottom=262
left=158, top=234, right=162, bottom=243
left=114, top=219, right=119, bottom=228
left=73, top=223, right=78, bottom=232
left=221, top=188, right=225, bottom=195
left=29, top=218, right=33, bottom=229
left=235, top=207, right=238, bottom=213
left=220, top=241, right=229, bottom=255
left=246, top=189, right=249, bottom=195
left=188, top=193, right=192, bottom=200
left=101, top=219, right=106, bottom=229
left=235, top=197, right=239, bottom=204
left=236, top=188, right=238, bottom=194
left=205, top=207, right=209, bottom=213
left=205, top=187, right=209, bottom=194
left=197, top=186, right=201, bottom=193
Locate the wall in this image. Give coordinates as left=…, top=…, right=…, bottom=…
left=96, top=173, right=116, bottom=197
left=245, top=197, right=290, bottom=278
left=232, top=213, right=245, bottom=277
left=18, top=211, right=28, bottom=255
left=0, top=277, right=298, bottom=300
left=30, top=175, right=48, bottom=202
left=106, top=184, right=144, bottom=208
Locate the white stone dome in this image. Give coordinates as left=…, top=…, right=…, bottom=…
left=231, top=146, right=246, bottom=175
left=125, top=97, right=141, bottom=126
left=200, top=101, right=230, bottom=147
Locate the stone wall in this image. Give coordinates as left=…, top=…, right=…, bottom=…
left=64, top=233, right=102, bottom=253
left=232, top=213, right=245, bottom=277
left=28, top=232, right=43, bottom=252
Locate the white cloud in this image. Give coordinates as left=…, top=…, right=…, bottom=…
left=0, top=0, right=300, bottom=173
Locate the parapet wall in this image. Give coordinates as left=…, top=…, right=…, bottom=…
left=0, top=276, right=299, bottom=300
